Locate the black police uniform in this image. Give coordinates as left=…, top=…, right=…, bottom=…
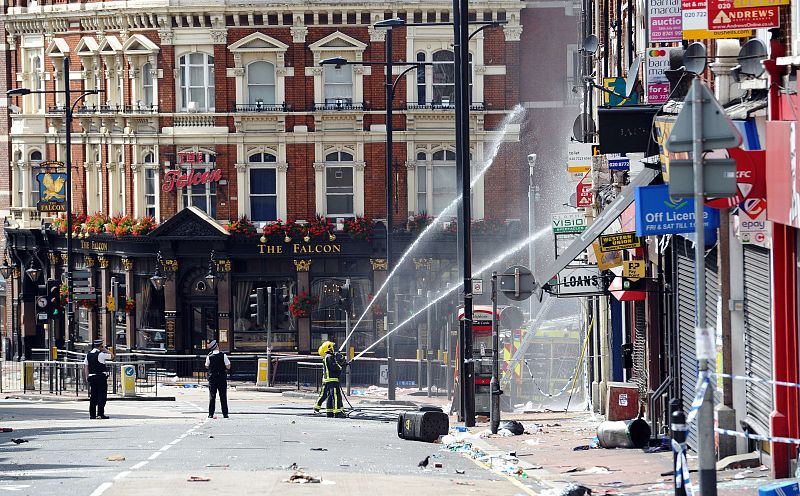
left=314, top=352, right=347, bottom=417
left=207, top=352, right=229, bottom=418
left=86, top=350, right=109, bottom=419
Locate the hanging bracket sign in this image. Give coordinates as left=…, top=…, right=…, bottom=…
left=598, top=231, right=644, bottom=252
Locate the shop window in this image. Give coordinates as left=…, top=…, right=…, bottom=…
left=248, top=152, right=277, bottom=222
left=232, top=280, right=296, bottom=351
left=323, top=65, right=353, bottom=104
left=178, top=52, right=215, bottom=111
left=310, top=277, right=373, bottom=351
left=247, top=61, right=276, bottom=105
left=137, top=275, right=166, bottom=350
left=325, top=151, right=354, bottom=216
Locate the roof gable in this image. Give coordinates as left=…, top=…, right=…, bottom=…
left=309, top=31, right=367, bottom=52
left=228, top=32, right=289, bottom=52
left=148, top=206, right=230, bottom=241
left=46, top=38, right=70, bottom=58
left=75, top=37, right=99, bottom=56
left=122, top=34, right=160, bottom=54
left=98, top=36, right=122, bottom=56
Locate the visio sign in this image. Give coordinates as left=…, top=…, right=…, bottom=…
left=552, top=212, right=588, bottom=234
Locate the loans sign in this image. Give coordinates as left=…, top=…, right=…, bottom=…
left=551, top=266, right=606, bottom=297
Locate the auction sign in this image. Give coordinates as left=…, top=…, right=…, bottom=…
left=650, top=0, right=683, bottom=41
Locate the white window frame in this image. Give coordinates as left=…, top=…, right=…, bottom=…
left=142, top=153, right=159, bottom=219
left=324, top=151, right=355, bottom=217
left=29, top=150, right=42, bottom=208
left=178, top=150, right=217, bottom=217
left=246, top=61, right=277, bottom=105
left=178, top=53, right=215, bottom=112
left=323, top=65, right=353, bottom=104
left=31, top=55, right=43, bottom=113
left=142, top=62, right=155, bottom=108
left=307, top=31, right=367, bottom=107
left=247, top=152, right=278, bottom=222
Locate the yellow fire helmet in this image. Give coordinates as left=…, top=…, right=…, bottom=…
left=318, top=341, right=335, bottom=357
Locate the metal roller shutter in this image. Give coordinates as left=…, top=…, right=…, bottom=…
left=676, top=238, right=718, bottom=450
left=742, top=245, right=772, bottom=436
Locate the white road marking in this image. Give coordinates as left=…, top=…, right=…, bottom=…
left=159, top=444, right=172, bottom=452
left=147, top=452, right=162, bottom=460
left=0, top=485, right=31, bottom=491
left=130, top=461, right=148, bottom=470
left=88, top=482, right=112, bottom=496
left=169, top=438, right=182, bottom=445
left=113, top=471, right=131, bottom=480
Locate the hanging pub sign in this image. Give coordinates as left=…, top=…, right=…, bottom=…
left=37, top=172, right=67, bottom=212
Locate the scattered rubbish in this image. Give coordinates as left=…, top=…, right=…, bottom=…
left=733, top=469, right=767, bottom=480
left=644, top=445, right=669, bottom=453
left=564, top=467, right=583, bottom=473
left=597, top=419, right=651, bottom=449
left=204, top=464, right=229, bottom=468
left=647, top=483, right=669, bottom=490
left=525, top=438, right=541, bottom=446
left=573, top=445, right=591, bottom=451
left=187, top=476, right=211, bottom=482
left=497, top=429, right=515, bottom=437
left=499, top=420, right=525, bottom=436
left=759, top=481, right=799, bottom=495
left=575, top=466, right=613, bottom=475
left=527, top=465, right=543, bottom=470
left=0, top=428, right=13, bottom=433
left=289, top=462, right=298, bottom=470
left=183, top=384, right=198, bottom=388
left=454, top=481, right=475, bottom=486
left=545, top=423, right=561, bottom=428
left=455, top=469, right=465, bottom=475
left=418, top=456, right=430, bottom=468
left=282, top=440, right=302, bottom=443
left=598, top=481, right=624, bottom=487
left=285, top=470, right=321, bottom=484
left=434, top=462, right=443, bottom=469
left=10, top=438, right=27, bottom=444
left=453, top=426, right=468, bottom=433
left=559, top=483, right=593, bottom=496
left=208, top=435, right=214, bottom=439
left=106, top=455, right=126, bottom=462
left=310, top=447, right=328, bottom=451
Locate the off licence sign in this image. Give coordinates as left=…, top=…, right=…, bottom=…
left=598, top=231, right=644, bottom=252
left=707, top=0, right=778, bottom=30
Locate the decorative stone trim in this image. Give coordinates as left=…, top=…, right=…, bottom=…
left=162, top=259, right=178, bottom=272
left=291, top=26, right=308, bottom=44
left=121, top=257, right=134, bottom=271
left=368, top=26, right=387, bottom=42
left=503, top=25, right=523, bottom=42
left=216, top=259, right=232, bottom=273
left=97, top=255, right=109, bottom=269
left=85, top=255, right=96, bottom=268
left=48, top=252, right=59, bottom=265
left=61, top=253, right=68, bottom=263
left=370, top=258, right=388, bottom=271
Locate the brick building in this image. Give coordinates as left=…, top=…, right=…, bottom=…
left=0, top=1, right=527, bottom=359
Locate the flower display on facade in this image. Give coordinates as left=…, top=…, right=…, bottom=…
left=289, top=290, right=318, bottom=318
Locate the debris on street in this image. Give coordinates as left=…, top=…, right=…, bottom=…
left=284, top=470, right=324, bottom=484
left=187, top=476, right=211, bottom=482
left=10, top=438, right=27, bottom=444
left=310, top=447, right=328, bottom=451
left=106, top=454, right=126, bottom=461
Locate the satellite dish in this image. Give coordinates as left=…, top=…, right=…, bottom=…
left=684, top=42, right=707, bottom=75
left=624, top=56, right=641, bottom=97
left=572, top=113, right=596, bottom=142
left=581, top=34, right=599, bottom=55
left=737, top=38, right=768, bottom=77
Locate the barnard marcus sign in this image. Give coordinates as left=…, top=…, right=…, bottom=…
left=634, top=184, right=720, bottom=236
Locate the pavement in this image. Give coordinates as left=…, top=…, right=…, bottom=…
left=0, top=383, right=793, bottom=495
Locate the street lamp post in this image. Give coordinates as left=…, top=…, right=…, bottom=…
left=7, top=56, right=101, bottom=351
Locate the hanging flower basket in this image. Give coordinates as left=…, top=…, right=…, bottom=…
left=344, top=216, right=375, bottom=241
left=307, top=214, right=335, bottom=240
left=124, top=297, right=135, bottom=313
left=80, top=299, right=97, bottom=310
left=226, top=215, right=258, bottom=237
left=289, top=291, right=317, bottom=318
left=407, top=213, right=433, bottom=235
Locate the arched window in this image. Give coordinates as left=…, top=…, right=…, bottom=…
left=178, top=53, right=215, bottom=111
left=248, top=152, right=278, bottom=222
left=416, top=151, right=428, bottom=213
left=143, top=152, right=157, bottom=218
left=142, top=63, right=154, bottom=107
left=30, top=150, right=42, bottom=207
left=247, top=61, right=276, bottom=105
left=325, top=151, right=354, bottom=215
left=416, top=52, right=426, bottom=104
left=432, top=50, right=455, bottom=106
left=427, top=149, right=456, bottom=214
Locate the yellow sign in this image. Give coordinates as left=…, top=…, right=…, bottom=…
left=734, top=0, right=787, bottom=6
left=593, top=242, right=623, bottom=271
left=599, top=232, right=644, bottom=252
left=623, top=260, right=645, bottom=280
left=683, top=28, right=753, bottom=39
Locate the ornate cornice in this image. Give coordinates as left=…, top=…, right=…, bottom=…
left=121, top=257, right=134, bottom=271
left=370, top=258, right=388, bottom=271
left=215, top=259, right=232, bottom=273
left=368, top=25, right=386, bottom=42
left=85, top=255, right=96, bottom=268
left=503, top=25, right=523, bottom=42
left=210, top=29, right=228, bottom=44
left=290, top=26, right=308, bottom=43
left=97, top=255, right=109, bottom=269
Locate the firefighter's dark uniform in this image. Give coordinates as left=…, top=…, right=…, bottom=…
left=314, top=342, right=346, bottom=417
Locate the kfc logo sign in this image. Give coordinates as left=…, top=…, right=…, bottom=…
left=706, top=148, right=766, bottom=209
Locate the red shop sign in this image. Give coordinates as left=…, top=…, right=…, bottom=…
left=707, top=0, right=778, bottom=30
left=577, top=172, right=593, bottom=208
left=162, top=168, right=222, bottom=193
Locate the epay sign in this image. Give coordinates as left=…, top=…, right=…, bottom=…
left=634, top=184, right=720, bottom=235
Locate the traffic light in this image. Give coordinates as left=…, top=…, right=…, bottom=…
left=275, top=287, right=290, bottom=325
left=249, top=287, right=266, bottom=327
left=46, top=279, right=60, bottom=316
left=338, top=279, right=351, bottom=312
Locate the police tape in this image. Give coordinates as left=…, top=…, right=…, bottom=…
left=714, top=427, right=800, bottom=445
left=685, top=372, right=710, bottom=426
left=712, top=372, right=800, bottom=390
left=671, top=439, right=695, bottom=496
left=523, top=359, right=579, bottom=398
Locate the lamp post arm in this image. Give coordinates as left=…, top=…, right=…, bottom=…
left=391, top=65, right=424, bottom=100
left=70, top=91, right=101, bottom=114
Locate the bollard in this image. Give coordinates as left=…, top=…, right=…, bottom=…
left=256, top=358, right=270, bottom=386
left=120, top=364, right=137, bottom=397
left=671, top=409, right=688, bottom=496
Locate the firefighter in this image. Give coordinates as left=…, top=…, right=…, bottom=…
left=313, top=341, right=348, bottom=418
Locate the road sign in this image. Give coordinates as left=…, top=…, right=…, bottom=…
left=499, top=265, right=536, bottom=301
left=623, top=260, right=646, bottom=280
left=73, top=270, right=91, bottom=279
left=36, top=296, right=48, bottom=309
left=38, top=312, right=48, bottom=321
left=707, top=0, right=779, bottom=30
left=665, top=82, right=742, bottom=153
left=73, top=286, right=92, bottom=293
left=599, top=232, right=644, bottom=252
left=471, top=279, right=483, bottom=296
left=73, top=294, right=97, bottom=301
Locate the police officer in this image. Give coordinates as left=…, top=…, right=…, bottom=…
left=313, top=341, right=348, bottom=418
left=205, top=340, right=230, bottom=418
left=83, top=339, right=113, bottom=419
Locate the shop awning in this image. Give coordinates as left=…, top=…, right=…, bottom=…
left=536, top=166, right=660, bottom=290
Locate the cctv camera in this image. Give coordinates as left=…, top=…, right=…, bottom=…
left=527, top=153, right=537, bottom=166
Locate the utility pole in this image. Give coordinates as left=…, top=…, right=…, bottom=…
left=426, top=290, right=433, bottom=397
left=490, top=272, right=501, bottom=434
left=266, top=286, right=273, bottom=387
